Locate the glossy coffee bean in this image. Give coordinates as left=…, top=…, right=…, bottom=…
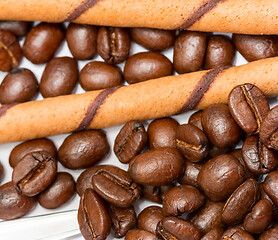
left=0, top=68, right=38, bottom=104
left=58, top=130, right=110, bottom=169
left=9, top=138, right=57, bottom=168
left=233, top=34, right=278, bottom=62
left=0, top=21, right=32, bottom=37
left=66, top=23, right=98, bottom=60
left=200, top=227, right=224, bottom=240
left=260, top=184, right=278, bottom=222
left=12, top=151, right=57, bottom=197
left=148, top=117, right=179, bottom=149
left=0, top=30, right=22, bottom=72
left=23, top=22, right=64, bottom=64
left=178, top=161, right=202, bottom=187
left=221, top=227, right=254, bottom=240
left=78, top=189, right=111, bottom=240
left=125, top=229, right=158, bottom=240
left=259, top=225, right=278, bottom=240
left=142, top=185, right=173, bottom=204
left=38, top=172, right=75, bottom=209
left=114, top=120, right=147, bottom=164
left=79, top=61, right=123, bottom=91
left=124, top=52, right=173, bottom=84
left=188, top=111, right=203, bottom=131
left=0, top=182, right=36, bottom=220
left=162, top=185, right=205, bottom=216
left=97, top=27, right=130, bottom=64
left=202, top=103, right=242, bottom=148
left=197, top=154, right=245, bottom=201
left=0, top=162, right=3, bottom=183
left=262, top=170, right=278, bottom=207
left=128, top=147, right=185, bottom=186
left=228, top=83, right=270, bottom=134
left=173, top=31, right=207, bottom=74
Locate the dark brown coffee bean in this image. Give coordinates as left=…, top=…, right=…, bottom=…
left=128, top=147, right=185, bottom=186
left=202, top=103, right=242, bottom=148
left=178, top=161, right=203, bottom=187
left=260, top=184, right=278, bottom=222
left=97, top=27, right=130, bottom=64
left=110, top=205, right=136, bottom=238
left=38, top=172, right=75, bottom=209
left=78, top=189, right=111, bottom=240
left=0, top=162, right=3, bottom=183
left=221, top=227, right=254, bottom=240
left=259, top=225, right=278, bottom=240
left=173, top=31, right=207, bottom=74
left=142, top=185, right=173, bottom=204
left=0, top=21, right=32, bottom=37
left=114, top=120, right=147, bottom=164
left=0, top=182, right=36, bottom=220
left=79, top=61, right=123, bottom=91
left=222, top=179, right=260, bottom=226
left=126, top=229, right=158, bottom=240
left=262, top=170, right=278, bottom=207
left=66, top=23, right=98, bottom=60
left=197, top=154, right=245, bottom=201
left=162, top=185, right=205, bottom=216
left=12, top=151, right=57, bottom=197
left=208, top=145, right=234, bottom=158
left=229, top=83, right=270, bottom=134
left=148, top=117, right=179, bottom=149
left=23, top=22, right=65, bottom=64
left=58, top=130, right=110, bottom=169
left=233, top=34, right=278, bottom=62
left=188, top=110, right=203, bottom=131
left=9, top=138, right=57, bottom=168
left=200, top=227, right=224, bottom=240
left=124, top=52, right=173, bottom=84
left=0, top=30, right=22, bottom=72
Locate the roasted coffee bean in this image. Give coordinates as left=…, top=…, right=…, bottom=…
left=110, top=205, right=136, bottom=238
left=197, top=154, right=245, bottom=201
left=58, top=130, right=110, bottom=169
left=222, top=179, right=260, bottom=226
left=128, top=147, right=185, bottom=186
left=0, top=30, right=22, bottom=72
left=9, top=138, right=57, bottom=168
left=23, top=22, right=65, bottom=64
left=66, top=23, right=98, bottom=60
left=148, top=117, right=179, bottom=149
left=162, top=185, right=205, bottom=216
left=97, top=27, right=130, bottom=64
left=259, top=225, right=278, bottom=240
left=242, top=135, right=278, bottom=174
left=233, top=34, right=278, bottom=62
left=124, top=52, right=173, bottom=84
left=205, top=35, right=235, bottom=69
left=228, top=83, right=270, bottom=134
left=12, top=151, right=57, bottom=197
left=176, top=124, right=209, bottom=162
left=208, top=145, right=234, bottom=158
left=260, top=105, right=278, bottom=150
left=79, top=61, right=123, bottom=91
left=260, top=184, right=278, bottom=221
left=91, top=166, right=141, bottom=208
left=0, top=182, right=36, bottom=220
left=78, top=189, right=111, bottom=240
left=0, top=21, right=32, bottom=37
left=262, top=170, right=278, bottom=207
left=202, top=103, right=242, bottom=148
left=130, top=28, right=175, bottom=51
left=200, top=227, right=224, bottom=240
left=173, top=31, right=207, bottom=74
left=0, top=68, right=38, bottom=104
left=38, top=172, right=75, bottom=209
left=0, top=162, right=3, bottom=183
left=156, top=216, right=201, bottom=240
left=221, top=227, right=254, bottom=240
left=142, top=185, right=173, bottom=203
left=125, top=229, right=158, bottom=240
left=178, top=161, right=203, bottom=187
left=114, top=120, right=147, bottom=164
left=188, top=111, right=203, bottom=131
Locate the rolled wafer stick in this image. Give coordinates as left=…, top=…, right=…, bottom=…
left=0, top=0, right=278, bottom=34
left=1, top=57, right=278, bottom=144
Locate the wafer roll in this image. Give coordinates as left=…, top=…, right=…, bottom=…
left=0, top=0, right=278, bottom=34
left=1, top=57, right=278, bottom=143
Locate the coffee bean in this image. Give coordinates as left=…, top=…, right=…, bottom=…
left=197, top=154, right=245, bottom=201
left=58, top=130, right=110, bottom=169
left=124, top=52, right=173, bottom=84
left=125, top=229, right=158, bottom=240
left=23, top=22, right=65, bottom=64
left=12, top=151, right=57, bottom=197
left=260, top=184, right=278, bottom=222
left=200, top=227, right=224, bottom=240
left=0, top=30, right=22, bottom=72
left=0, top=182, right=36, bottom=220
left=0, top=162, right=3, bottom=183
left=228, top=83, right=270, bottom=134
left=262, top=170, right=278, bottom=207
left=114, top=120, right=147, bottom=164
left=142, top=185, right=173, bottom=203
left=128, top=147, right=185, bottom=186
left=221, top=227, right=254, bottom=240
left=188, top=110, right=203, bottom=131
left=79, top=61, right=123, bottom=91
left=259, top=225, right=278, bottom=240
left=173, top=31, right=207, bottom=74
left=66, top=23, right=98, bottom=60
left=38, top=172, right=75, bottom=209
left=78, top=189, right=111, bottom=240
left=178, top=161, right=203, bottom=187
left=97, top=27, right=130, bottom=64
left=0, top=21, right=32, bottom=37
left=0, top=68, right=38, bottom=104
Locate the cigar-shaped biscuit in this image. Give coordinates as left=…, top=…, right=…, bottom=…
left=0, top=0, right=278, bottom=34
left=1, top=57, right=278, bottom=143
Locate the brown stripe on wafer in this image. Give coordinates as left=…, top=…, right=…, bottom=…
left=0, top=103, right=17, bottom=117
left=180, top=0, right=227, bottom=29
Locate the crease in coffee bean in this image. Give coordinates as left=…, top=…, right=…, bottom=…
left=156, top=222, right=178, bottom=240
left=176, top=138, right=203, bottom=151
left=109, top=28, right=117, bottom=60
left=83, top=204, right=98, bottom=238
left=0, top=38, right=17, bottom=65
